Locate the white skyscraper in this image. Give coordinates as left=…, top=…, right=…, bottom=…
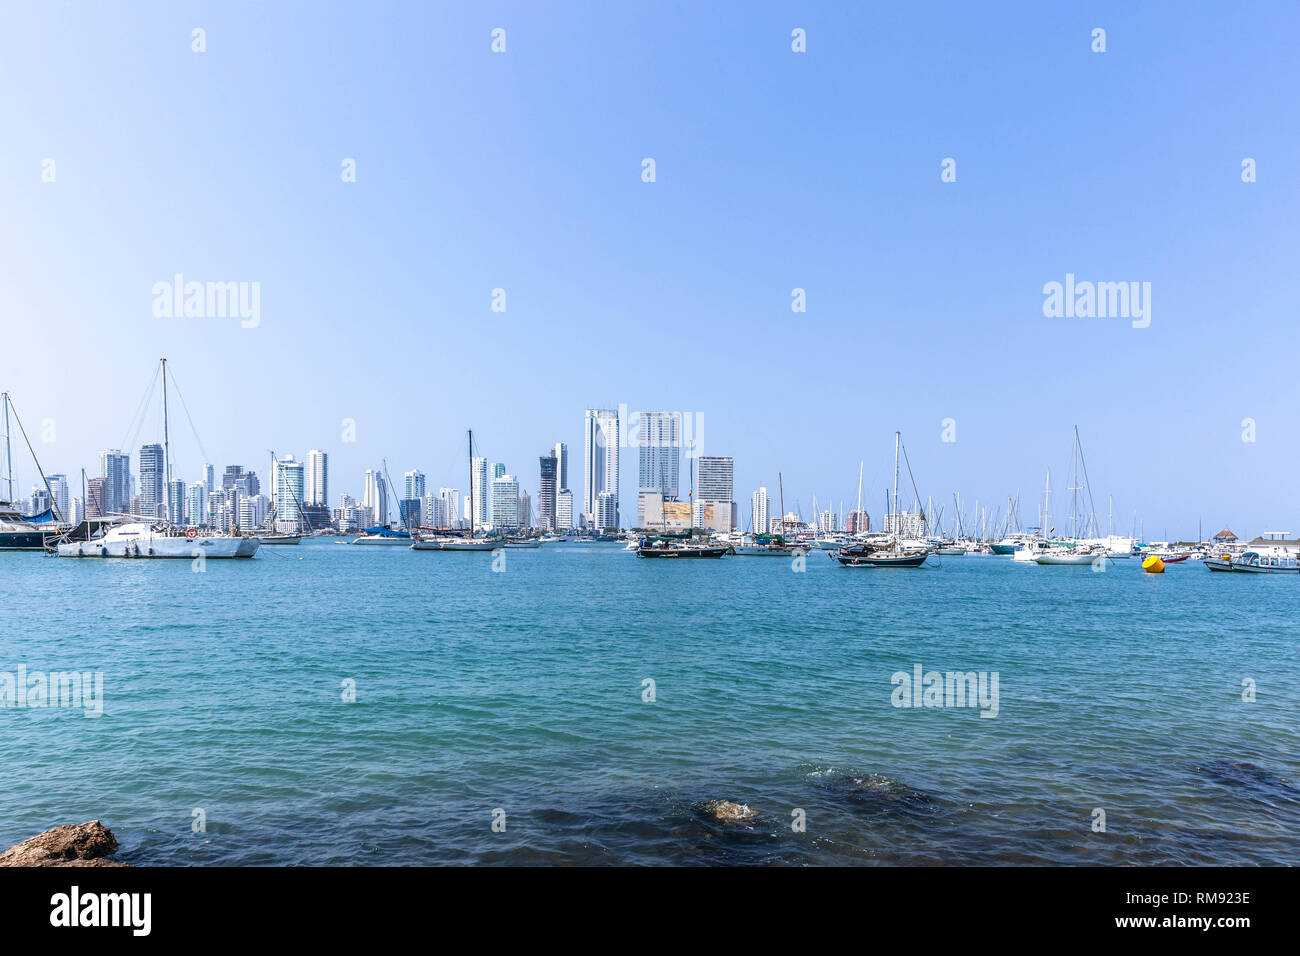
left=470, top=457, right=489, bottom=530
left=363, top=469, right=387, bottom=526
left=45, top=474, right=70, bottom=520
left=751, top=487, right=769, bottom=534
left=187, top=481, right=208, bottom=527
left=556, top=489, right=573, bottom=530
left=305, top=450, right=328, bottom=506
left=583, top=408, right=620, bottom=528
left=274, top=456, right=306, bottom=531
left=438, top=487, right=460, bottom=529
left=404, top=469, right=426, bottom=500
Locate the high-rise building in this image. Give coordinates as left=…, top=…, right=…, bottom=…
left=404, top=469, right=425, bottom=500
left=240, top=494, right=270, bottom=531
left=305, top=450, right=328, bottom=506
left=187, top=481, right=208, bottom=527
left=438, top=487, right=461, bottom=529
left=583, top=408, right=620, bottom=528
left=556, top=489, right=573, bottom=530
left=818, top=509, right=837, bottom=534
left=167, top=479, right=185, bottom=524
left=697, top=457, right=733, bottom=528
left=398, top=498, right=422, bottom=529
left=538, top=454, right=557, bottom=530
left=139, top=443, right=165, bottom=518
left=86, top=477, right=106, bottom=518
left=596, top=490, right=618, bottom=530
left=422, top=493, right=442, bottom=527
left=363, top=469, right=387, bottom=526
left=518, top=490, right=531, bottom=529
left=222, top=465, right=259, bottom=500
left=751, top=487, right=769, bottom=534
left=847, top=510, right=869, bottom=534
left=636, top=411, right=680, bottom=527
left=490, top=474, right=520, bottom=530
left=45, top=474, right=69, bottom=520
left=492, top=462, right=505, bottom=480
left=203, top=463, right=215, bottom=494
left=470, top=457, right=489, bottom=530
left=100, top=450, right=131, bottom=515
left=274, top=456, right=306, bottom=531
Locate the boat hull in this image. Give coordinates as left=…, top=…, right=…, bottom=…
left=0, top=530, right=56, bottom=551
left=1033, top=553, right=1101, bottom=565
left=412, top=539, right=502, bottom=551
left=57, top=533, right=259, bottom=558
left=636, top=546, right=729, bottom=558
left=837, top=552, right=929, bottom=567
left=1205, top=558, right=1299, bottom=573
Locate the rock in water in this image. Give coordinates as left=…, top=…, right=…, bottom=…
left=0, top=821, right=129, bottom=867
left=704, top=800, right=758, bottom=824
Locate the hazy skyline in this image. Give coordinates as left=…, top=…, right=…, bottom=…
left=3, top=2, right=1298, bottom=538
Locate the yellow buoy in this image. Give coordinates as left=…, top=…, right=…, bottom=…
left=1142, top=555, right=1165, bottom=574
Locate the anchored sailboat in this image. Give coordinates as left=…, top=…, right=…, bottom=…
left=837, top=432, right=931, bottom=567
left=55, top=359, right=260, bottom=558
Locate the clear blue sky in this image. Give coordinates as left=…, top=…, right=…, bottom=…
left=2, top=1, right=1297, bottom=538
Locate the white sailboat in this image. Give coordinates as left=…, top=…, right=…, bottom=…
left=1033, top=427, right=1106, bottom=566
left=56, top=359, right=260, bottom=559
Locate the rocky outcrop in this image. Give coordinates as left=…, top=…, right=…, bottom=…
left=703, top=800, right=758, bottom=824
left=0, top=821, right=129, bottom=867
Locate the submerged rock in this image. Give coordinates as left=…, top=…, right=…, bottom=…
left=816, top=772, right=939, bottom=815
left=702, top=800, right=759, bottom=824
left=1198, top=761, right=1299, bottom=796
left=0, top=821, right=129, bottom=867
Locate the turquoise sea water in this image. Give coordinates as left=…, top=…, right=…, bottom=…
left=2, top=542, right=1297, bottom=865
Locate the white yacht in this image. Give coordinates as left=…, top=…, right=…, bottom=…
left=57, top=521, right=259, bottom=558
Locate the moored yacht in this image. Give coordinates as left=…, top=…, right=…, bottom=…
left=0, top=501, right=58, bottom=551
left=56, top=520, right=259, bottom=558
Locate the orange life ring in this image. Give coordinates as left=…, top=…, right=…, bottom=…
left=185, top=527, right=198, bottom=539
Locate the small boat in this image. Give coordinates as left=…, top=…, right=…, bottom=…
left=351, top=527, right=412, bottom=545
left=731, top=533, right=794, bottom=556
left=837, top=548, right=929, bottom=568
left=635, top=536, right=730, bottom=558
left=1205, top=550, right=1299, bottom=573
left=1033, top=547, right=1103, bottom=565
left=503, top=537, right=540, bottom=549
left=259, top=533, right=301, bottom=545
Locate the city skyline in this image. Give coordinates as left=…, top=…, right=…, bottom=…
left=3, top=3, right=1298, bottom=538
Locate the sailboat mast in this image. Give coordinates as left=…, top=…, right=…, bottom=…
left=468, top=429, right=474, bottom=536
left=856, top=460, right=863, bottom=530
left=2, top=393, right=11, bottom=501
left=779, top=472, right=786, bottom=537
left=892, top=431, right=900, bottom=523
left=160, top=359, right=172, bottom=524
